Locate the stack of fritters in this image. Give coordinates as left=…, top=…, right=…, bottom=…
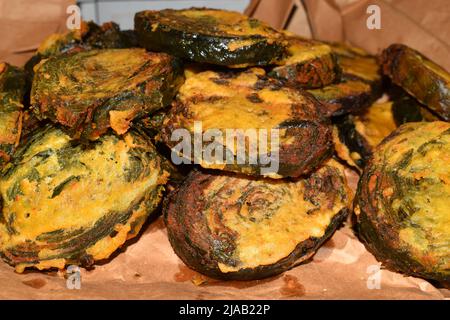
left=159, top=66, right=351, bottom=279
left=0, top=24, right=180, bottom=272
left=136, top=8, right=449, bottom=282
left=352, top=45, right=450, bottom=282
left=0, top=126, right=169, bottom=272
left=136, top=8, right=357, bottom=280
left=0, top=7, right=448, bottom=283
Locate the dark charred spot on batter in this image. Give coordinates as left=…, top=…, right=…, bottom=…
left=211, top=77, right=230, bottom=85
left=246, top=93, right=263, bottom=103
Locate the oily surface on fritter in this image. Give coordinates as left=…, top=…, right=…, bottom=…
left=135, top=8, right=286, bottom=67
left=0, top=126, right=168, bottom=272
left=0, top=63, right=27, bottom=166
left=381, top=44, right=450, bottom=121
left=165, top=159, right=351, bottom=280
left=31, top=48, right=183, bottom=140
left=160, top=68, right=333, bottom=178
left=355, top=121, right=450, bottom=282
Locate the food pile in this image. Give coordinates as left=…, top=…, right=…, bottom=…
left=0, top=8, right=448, bottom=283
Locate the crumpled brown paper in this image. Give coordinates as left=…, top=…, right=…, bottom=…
left=246, top=0, right=450, bottom=71
left=0, top=0, right=74, bottom=66
left=0, top=0, right=449, bottom=300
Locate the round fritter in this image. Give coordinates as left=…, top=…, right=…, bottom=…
left=0, top=125, right=169, bottom=272
left=134, top=8, right=286, bottom=67
left=381, top=44, right=450, bottom=121
left=355, top=121, right=450, bottom=282
left=25, top=21, right=138, bottom=78
left=31, top=48, right=183, bottom=140
left=269, top=35, right=341, bottom=89
left=160, top=68, right=333, bottom=178
left=0, top=63, right=27, bottom=166
left=165, top=159, right=351, bottom=280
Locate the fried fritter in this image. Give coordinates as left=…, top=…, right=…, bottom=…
left=160, top=68, right=333, bottom=178
left=135, top=8, right=286, bottom=67
left=381, top=44, right=450, bottom=121
left=0, top=126, right=168, bottom=272
left=165, top=159, right=351, bottom=280
left=31, top=48, right=183, bottom=140
left=25, top=21, right=138, bottom=76
left=355, top=121, right=450, bottom=282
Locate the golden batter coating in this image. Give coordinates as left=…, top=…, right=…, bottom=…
left=0, top=126, right=169, bottom=272
left=31, top=48, right=183, bottom=140
left=161, top=68, right=333, bottom=178
left=165, top=159, right=352, bottom=280
left=355, top=121, right=450, bottom=282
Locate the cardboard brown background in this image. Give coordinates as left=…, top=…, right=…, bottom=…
left=247, top=0, right=450, bottom=71
left=0, top=0, right=73, bottom=66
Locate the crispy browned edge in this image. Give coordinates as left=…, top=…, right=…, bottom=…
left=354, top=124, right=450, bottom=283
left=32, top=50, right=183, bottom=141
left=164, top=169, right=349, bottom=280
left=269, top=39, right=341, bottom=89
left=381, top=43, right=450, bottom=121
left=160, top=73, right=334, bottom=178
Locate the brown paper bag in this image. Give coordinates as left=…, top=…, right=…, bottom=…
left=0, top=0, right=74, bottom=66
left=247, top=0, right=450, bottom=71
